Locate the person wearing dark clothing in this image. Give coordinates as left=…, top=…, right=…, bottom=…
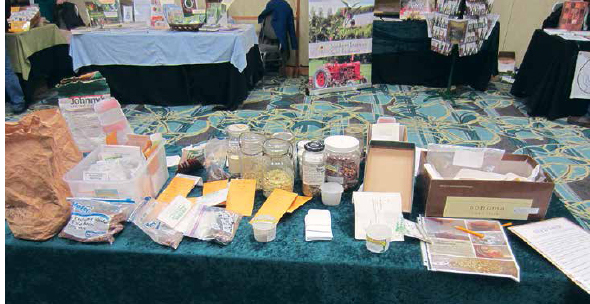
left=5, top=0, right=27, bottom=114
left=258, top=0, right=298, bottom=51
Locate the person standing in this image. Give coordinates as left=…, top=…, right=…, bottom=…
left=5, top=0, right=27, bottom=114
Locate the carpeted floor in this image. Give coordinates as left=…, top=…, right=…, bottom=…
left=5, top=74, right=590, bottom=229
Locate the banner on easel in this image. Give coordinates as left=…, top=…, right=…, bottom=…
left=308, top=0, right=375, bottom=95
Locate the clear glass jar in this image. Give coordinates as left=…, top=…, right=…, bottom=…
left=344, top=124, right=366, bottom=156
left=324, top=135, right=361, bottom=191
left=239, top=132, right=266, bottom=190
left=262, top=138, right=294, bottom=197
left=302, top=141, right=326, bottom=197
left=226, top=124, right=250, bottom=178
left=271, top=132, right=296, bottom=176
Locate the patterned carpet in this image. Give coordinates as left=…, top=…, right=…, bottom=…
left=5, top=75, right=590, bottom=229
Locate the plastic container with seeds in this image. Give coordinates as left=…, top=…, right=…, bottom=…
left=302, top=141, right=326, bottom=197
left=324, top=135, right=361, bottom=191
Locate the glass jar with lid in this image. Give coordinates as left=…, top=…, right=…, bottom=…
left=271, top=131, right=296, bottom=175
left=226, top=124, right=250, bottom=178
left=324, top=135, right=361, bottom=191
left=239, top=132, right=266, bottom=190
left=297, top=140, right=311, bottom=179
left=262, top=138, right=294, bottom=197
left=302, top=141, right=326, bottom=197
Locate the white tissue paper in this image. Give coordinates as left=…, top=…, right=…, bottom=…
left=305, top=209, right=333, bottom=241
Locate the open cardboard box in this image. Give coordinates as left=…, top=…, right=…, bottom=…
left=418, top=151, right=555, bottom=221
left=363, top=124, right=416, bottom=213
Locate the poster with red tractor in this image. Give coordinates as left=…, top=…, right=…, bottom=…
left=309, top=0, right=374, bottom=95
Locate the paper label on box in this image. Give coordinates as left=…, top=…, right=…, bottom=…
left=83, top=171, right=109, bottom=181
left=452, top=150, right=484, bottom=168
left=443, top=197, right=534, bottom=220
left=513, top=207, right=540, bottom=215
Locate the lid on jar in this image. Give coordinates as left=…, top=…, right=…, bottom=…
left=324, top=135, right=359, bottom=153
left=304, top=141, right=325, bottom=152
left=263, top=138, right=291, bottom=155
left=240, top=132, right=266, bottom=154
left=272, top=132, right=295, bottom=143
left=226, top=124, right=250, bottom=136
left=297, top=140, right=311, bottom=149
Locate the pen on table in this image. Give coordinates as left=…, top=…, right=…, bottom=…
left=454, top=226, right=484, bottom=238
left=501, top=222, right=513, bottom=227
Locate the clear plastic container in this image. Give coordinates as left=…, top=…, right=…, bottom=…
left=324, top=135, right=361, bottom=191
left=251, top=215, right=277, bottom=242
left=240, top=132, right=266, bottom=190
left=302, top=141, right=326, bottom=197
left=365, top=224, right=392, bottom=253
left=94, top=98, right=133, bottom=145
left=226, top=124, right=250, bottom=178
left=344, top=124, right=366, bottom=156
left=262, top=138, right=294, bottom=197
left=63, top=143, right=168, bottom=203
left=320, top=182, right=343, bottom=206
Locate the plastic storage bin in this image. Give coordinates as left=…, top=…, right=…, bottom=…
left=63, top=143, right=169, bottom=202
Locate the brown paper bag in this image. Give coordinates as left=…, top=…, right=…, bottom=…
left=5, top=109, right=83, bottom=241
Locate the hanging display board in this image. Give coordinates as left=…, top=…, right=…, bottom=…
left=308, top=0, right=375, bottom=95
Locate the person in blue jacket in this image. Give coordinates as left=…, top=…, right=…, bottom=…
left=258, top=0, right=298, bottom=52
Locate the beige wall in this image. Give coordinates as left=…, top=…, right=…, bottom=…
left=493, top=0, right=558, bottom=66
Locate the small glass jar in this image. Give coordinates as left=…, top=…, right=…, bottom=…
left=226, top=124, right=250, bottom=178
left=302, top=141, right=326, bottom=197
left=239, top=132, right=266, bottom=190
left=344, top=124, right=366, bottom=156
left=262, top=138, right=294, bottom=197
left=324, top=135, right=361, bottom=191
left=297, top=140, right=311, bottom=179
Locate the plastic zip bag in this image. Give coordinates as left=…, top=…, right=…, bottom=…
left=426, top=144, right=505, bottom=179
left=204, top=138, right=230, bottom=181
left=185, top=206, right=242, bottom=246
left=59, top=198, right=126, bottom=244
left=129, top=198, right=184, bottom=249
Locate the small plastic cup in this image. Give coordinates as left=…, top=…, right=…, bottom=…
left=320, top=182, right=344, bottom=206
left=251, top=215, right=277, bottom=242
left=365, top=224, right=392, bottom=254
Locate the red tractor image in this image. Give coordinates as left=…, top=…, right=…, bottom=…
left=312, top=60, right=367, bottom=89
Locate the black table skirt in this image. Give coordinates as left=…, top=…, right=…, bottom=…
left=16, top=44, right=75, bottom=104
left=511, top=30, right=590, bottom=119
left=372, top=20, right=500, bottom=91
left=92, top=46, right=264, bottom=110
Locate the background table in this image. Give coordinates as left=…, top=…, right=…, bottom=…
left=6, top=167, right=589, bottom=304
left=372, top=20, right=500, bottom=91
left=70, top=25, right=263, bottom=109
left=511, top=30, right=590, bottom=120
left=5, top=24, right=74, bottom=103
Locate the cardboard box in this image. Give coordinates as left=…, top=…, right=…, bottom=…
left=363, top=124, right=416, bottom=213
left=418, top=151, right=555, bottom=221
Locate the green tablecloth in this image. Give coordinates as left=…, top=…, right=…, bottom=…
left=5, top=24, right=68, bottom=80
left=5, top=166, right=589, bottom=303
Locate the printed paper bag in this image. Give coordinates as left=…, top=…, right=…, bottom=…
left=5, top=109, right=83, bottom=240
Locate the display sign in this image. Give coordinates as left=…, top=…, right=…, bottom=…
left=308, top=0, right=375, bottom=95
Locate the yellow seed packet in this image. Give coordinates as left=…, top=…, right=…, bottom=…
left=251, top=189, right=298, bottom=223
left=226, top=179, right=257, bottom=216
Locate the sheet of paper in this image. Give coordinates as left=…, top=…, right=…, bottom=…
left=452, top=150, right=484, bottom=168
left=509, top=218, right=590, bottom=293
left=157, top=196, right=194, bottom=229
left=226, top=179, right=256, bottom=216
left=371, top=123, right=400, bottom=141
left=251, top=189, right=298, bottom=223
left=203, top=180, right=229, bottom=195
left=287, top=196, right=312, bottom=213
left=134, top=0, right=151, bottom=24
left=570, top=51, right=590, bottom=99
left=166, top=155, right=181, bottom=167
left=352, top=192, right=403, bottom=241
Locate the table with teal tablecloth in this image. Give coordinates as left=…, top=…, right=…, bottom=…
left=5, top=166, right=589, bottom=304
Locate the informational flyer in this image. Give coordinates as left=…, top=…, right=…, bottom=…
left=308, top=0, right=375, bottom=94
left=58, top=94, right=110, bottom=153
left=420, top=217, right=520, bottom=281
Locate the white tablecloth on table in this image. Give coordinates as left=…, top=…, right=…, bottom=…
left=70, top=24, right=258, bottom=73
